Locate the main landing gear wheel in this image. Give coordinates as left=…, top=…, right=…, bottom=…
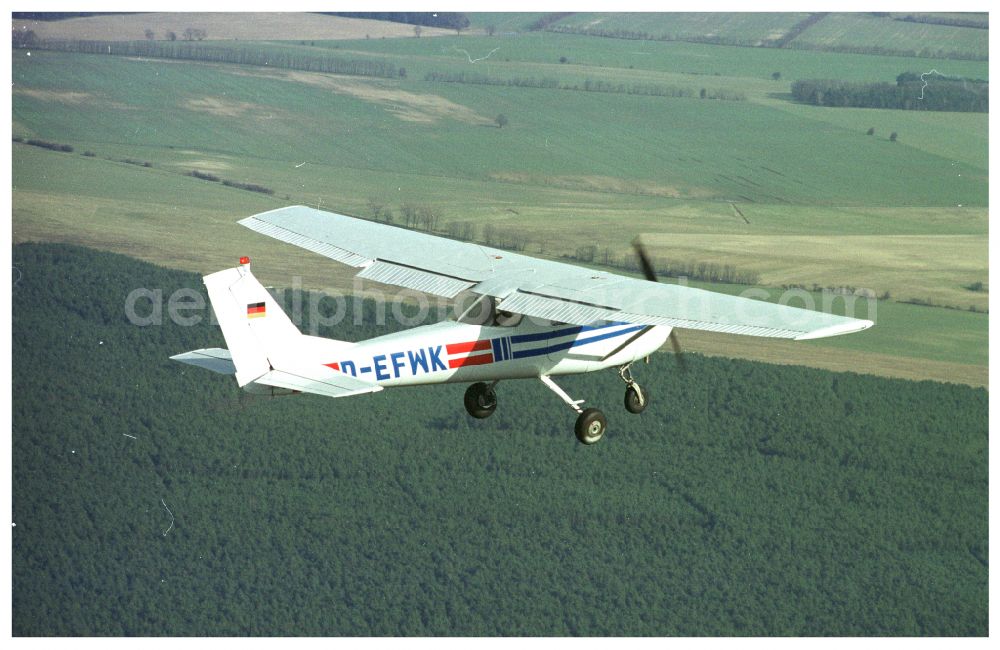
left=575, top=408, right=607, bottom=445
left=539, top=376, right=608, bottom=445
left=464, top=382, right=497, bottom=419
left=624, top=384, right=648, bottom=414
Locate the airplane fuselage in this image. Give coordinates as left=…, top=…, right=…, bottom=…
left=322, top=319, right=671, bottom=388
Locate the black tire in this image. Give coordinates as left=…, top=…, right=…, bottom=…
left=464, top=382, right=497, bottom=419
left=624, top=385, right=648, bottom=414
left=575, top=408, right=607, bottom=445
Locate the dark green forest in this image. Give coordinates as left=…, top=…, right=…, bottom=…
left=791, top=74, right=988, bottom=112
left=12, top=244, right=988, bottom=636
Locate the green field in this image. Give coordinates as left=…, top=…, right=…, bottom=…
left=325, top=31, right=990, bottom=81
left=466, top=13, right=545, bottom=33
left=536, top=12, right=988, bottom=60
left=12, top=44, right=987, bottom=208
left=547, top=11, right=810, bottom=44
left=12, top=244, right=988, bottom=635
left=12, top=50, right=987, bottom=209
left=787, top=13, right=988, bottom=59
left=11, top=19, right=988, bottom=386
left=9, top=14, right=992, bottom=637
left=12, top=144, right=987, bottom=388
left=767, top=100, right=988, bottom=169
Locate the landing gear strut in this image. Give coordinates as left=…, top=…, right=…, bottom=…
left=619, top=364, right=648, bottom=414
left=464, top=381, right=498, bottom=419
left=540, top=375, right=607, bottom=444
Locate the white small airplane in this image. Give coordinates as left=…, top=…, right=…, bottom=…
left=173, top=206, right=873, bottom=444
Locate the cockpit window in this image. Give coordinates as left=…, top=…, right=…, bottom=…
left=453, top=294, right=522, bottom=327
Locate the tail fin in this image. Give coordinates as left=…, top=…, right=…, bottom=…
left=202, top=263, right=293, bottom=386
left=202, top=261, right=360, bottom=385
left=175, top=261, right=380, bottom=399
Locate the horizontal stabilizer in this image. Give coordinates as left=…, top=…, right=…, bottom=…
left=170, top=348, right=237, bottom=375
left=252, top=369, right=382, bottom=398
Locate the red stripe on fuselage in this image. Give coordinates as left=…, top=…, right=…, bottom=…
left=446, top=340, right=492, bottom=355
left=448, top=353, right=494, bottom=368
left=324, top=362, right=340, bottom=371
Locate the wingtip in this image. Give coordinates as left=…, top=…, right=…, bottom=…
left=795, top=318, right=874, bottom=341
left=240, top=205, right=310, bottom=224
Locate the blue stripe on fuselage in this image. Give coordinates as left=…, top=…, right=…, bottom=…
left=510, top=324, right=645, bottom=359
left=508, top=321, right=623, bottom=344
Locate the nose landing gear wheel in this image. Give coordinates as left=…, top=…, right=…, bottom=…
left=464, top=382, right=497, bottom=419
left=624, top=384, right=648, bottom=414
left=619, top=364, right=648, bottom=414
left=575, top=408, right=607, bottom=445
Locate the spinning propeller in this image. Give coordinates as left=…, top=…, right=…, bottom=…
left=632, top=237, right=688, bottom=372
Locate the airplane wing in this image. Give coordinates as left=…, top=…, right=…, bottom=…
left=239, top=206, right=873, bottom=341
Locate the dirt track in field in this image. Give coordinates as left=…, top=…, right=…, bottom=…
left=222, top=66, right=494, bottom=125
left=13, top=88, right=133, bottom=111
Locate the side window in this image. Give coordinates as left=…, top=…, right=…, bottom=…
left=495, top=310, right=523, bottom=327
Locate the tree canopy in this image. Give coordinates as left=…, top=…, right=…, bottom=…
left=12, top=243, right=987, bottom=635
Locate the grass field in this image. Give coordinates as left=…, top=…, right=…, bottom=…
left=13, top=47, right=987, bottom=208
left=542, top=12, right=988, bottom=60
left=547, top=12, right=810, bottom=44
left=766, top=100, right=988, bottom=170
left=466, top=13, right=545, bottom=33
left=12, top=143, right=987, bottom=387
left=325, top=31, right=990, bottom=82
left=11, top=20, right=988, bottom=387
left=786, top=13, right=988, bottom=59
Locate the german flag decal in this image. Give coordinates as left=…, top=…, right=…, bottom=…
left=247, top=302, right=266, bottom=319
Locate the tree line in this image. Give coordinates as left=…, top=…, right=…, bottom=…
left=791, top=73, right=988, bottom=112
left=367, top=199, right=443, bottom=232
left=322, top=12, right=470, bottom=30
left=545, top=24, right=766, bottom=48
left=785, top=40, right=986, bottom=61
left=12, top=136, right=74, bottom=152
left=14, top=38, right=403, bottom=79
left=425, top=71, right=745, bottom=101
left=527, top=13, right=576, bottom=31
left=188, top=170, right=275, bottom=195
left=894, top=13, right=988, bottom=29
left=12, top=11, right=124, bottom=20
